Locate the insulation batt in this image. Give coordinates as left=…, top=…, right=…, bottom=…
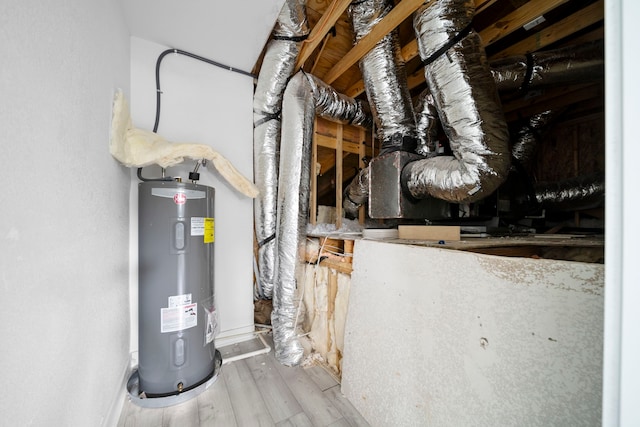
left=274, top=71, right=370, bottom=366
left=403, top=0, right=510, bottom=203
left=253, top=0, right=309, bottom=299
left=109, top=90, right=258, bottom=198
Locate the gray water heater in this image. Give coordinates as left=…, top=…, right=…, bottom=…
left=137, top=181, right=219, bottom=398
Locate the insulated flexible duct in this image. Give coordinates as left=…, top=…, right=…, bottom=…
left=414, top=87, right=440, bottom=157
left=491, top=40, right=604, bottom=92
left=535, top=171, right=605, bottom=211
left=253, top=0, right=308, bottom=299
left=348, top=0, right=417, bottom=154
left=511, top=110, right=554, bottom=165
left=274, top=71, right=370, bottom=366
left=402, top=0, right=510, bottom=203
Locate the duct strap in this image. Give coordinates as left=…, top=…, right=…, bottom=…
left=272, top=34, right=310, bottom=42
left=381, top=134, right=418, bottom=154
left=421, top=22, right=474, bottom=68
left=519, top=53, right=535, bottom=93
left=254, top=110, right=281, bottom=127
left=258, top=233, right=277, bottom=248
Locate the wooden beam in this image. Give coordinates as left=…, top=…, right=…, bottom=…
left=316, top=133, right=361, bottom=154
left=335, top=124, right=343, bottom=229
left=296, top=0, right=353, bottom=71
left=490, top=0, right=604, bottom=59
left=322, top=0, right=431, bottom=84
left=503, top=83, right=602, bottom=122
left=479, top=0, right=570, bottom=46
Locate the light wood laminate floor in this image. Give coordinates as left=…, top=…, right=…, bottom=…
left=118, top=334, right=370, bottom=426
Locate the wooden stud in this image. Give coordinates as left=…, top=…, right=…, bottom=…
left=335, top=124, right=343, bottom=230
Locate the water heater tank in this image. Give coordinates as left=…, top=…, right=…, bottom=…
left=138, top=181, right=219, bottom=397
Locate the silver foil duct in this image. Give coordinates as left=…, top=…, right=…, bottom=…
left=511, top=110, right=554, bottom=166
left=274, top=71, right=370, bottom=366
left=343, top=166, right=370, bottom=218
left=535, top=172, right=605, bottom=211
left=253, top=0, right=308, bottom=299
left=414, top=87, right=440, bottom=157
left=403, top=0, right=510, bottom=203
left=491, top=39, right=604, bottom=92
left=348, top=0, right=417, bottom=154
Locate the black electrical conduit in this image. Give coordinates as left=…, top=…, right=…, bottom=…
left=137, top=48, right=257, bottom=182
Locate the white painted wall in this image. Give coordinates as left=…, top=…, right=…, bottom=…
left=604, top=0, right=640, bottom=425
left=342, top=240, right=604, bottom=426
left=0, top=1, right=131, bottom=426
left=128, top=37, right=256, bottom=353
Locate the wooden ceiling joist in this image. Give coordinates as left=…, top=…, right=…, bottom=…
left=490, top=0, right=604, bottom=59
left=296, top=0, right=353, bottom=71
left=321, top=0, right=431, bottom=84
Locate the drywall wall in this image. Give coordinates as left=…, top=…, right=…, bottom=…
left=342, top=240, right=604, bottom=426
left=123, top=0, right=285, bottom=73
left=129, top=36, right=256, bottom=350
left=0, top=0, right=131, bottom=426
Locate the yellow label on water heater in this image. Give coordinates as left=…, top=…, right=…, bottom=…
left=204, top=218, right=215, bottom=243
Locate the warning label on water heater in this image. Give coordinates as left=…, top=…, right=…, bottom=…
left=161, top=303, right=198, bottom=333
left=191, top=217, right=214, bottom=244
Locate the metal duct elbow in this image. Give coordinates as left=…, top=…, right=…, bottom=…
left=349, top=0, right=417, bottom=154
left=403, top=0, right=510, bottom=203
left=274, top=71, right=370, bottom=366
left=492, top=40, right=604, bottom=92
left=253, top=0, right=308, bottom=299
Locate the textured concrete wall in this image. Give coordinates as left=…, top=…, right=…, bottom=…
left=342, top=239, right=603, bottom=426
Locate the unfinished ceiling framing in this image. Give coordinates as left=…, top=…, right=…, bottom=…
left=253, top=0, right=605, bottom=220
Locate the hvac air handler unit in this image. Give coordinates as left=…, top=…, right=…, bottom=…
left=129, top=180, right=222, bottom=407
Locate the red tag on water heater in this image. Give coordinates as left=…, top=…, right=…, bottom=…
left=173, top=193, right=187, bottom=205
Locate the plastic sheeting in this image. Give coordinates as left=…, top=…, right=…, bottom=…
left=254, top=0, right=308, bottom=299
left=273, top=71, right=370, bottom=366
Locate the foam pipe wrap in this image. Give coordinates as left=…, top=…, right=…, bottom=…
left=491, top=39, right=604, bottom=92
left=274, top=71, right=370, bottom=366
left=253, top=0, right=308, bottom=299
left=402, top=0, right=510, bottom=203
left=348, top=0, right=417, bottom=154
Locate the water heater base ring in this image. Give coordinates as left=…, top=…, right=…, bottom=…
left=126, top=349, right=222, bottom=408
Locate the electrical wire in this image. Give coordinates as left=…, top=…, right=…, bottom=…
left=137, top=48, right=257, bottom=182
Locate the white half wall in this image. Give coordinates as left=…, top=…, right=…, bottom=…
left=0, top=1, right=131, bottom=426
left=342, top=240, right=604, bottom=426
left=129, top=36, right=256, bottom=353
